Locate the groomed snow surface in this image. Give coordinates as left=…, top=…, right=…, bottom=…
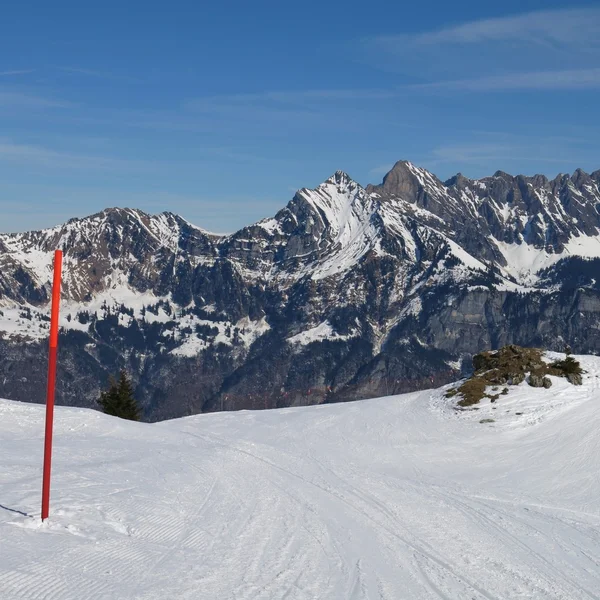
left=2, top=356, right=600, bottom=599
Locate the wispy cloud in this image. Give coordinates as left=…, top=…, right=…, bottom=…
left=178, top=88, right=407, bottom=137
left=184, top=88, right=396, bottom=122
left=0, top=139, right=151, bottom=172
left=0, top=70, right=35, bottom=77
left=187, top=89, right=398, bottom=106
left=0, top=90, right=74, bottom=109
left=413, top=68, right=600, bottom=92
left=378, top=8, right=600, bottom=47
left=425, top=141, right=585, bottom=168
left=0, top=137, right=285, bottom=174
left=57, top=66, right=141, bottom=83
left=363, top=7, right=600, bottom=92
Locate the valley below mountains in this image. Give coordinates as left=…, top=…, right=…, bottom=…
left=1, top=160, right=600, bottom=420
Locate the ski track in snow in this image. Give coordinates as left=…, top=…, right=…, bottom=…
left=2, top=355, right=600, bottom=599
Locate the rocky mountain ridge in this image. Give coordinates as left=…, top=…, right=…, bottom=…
left=1, top=160, right=599, bottom=420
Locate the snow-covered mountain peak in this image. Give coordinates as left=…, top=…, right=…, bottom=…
left=324, top=170, right=355, bottom=187
left=284, top=171, right=372, bottom=237
left=0, top=207, right=218, bottom=303
left=371, top=160, right=448, bottom=206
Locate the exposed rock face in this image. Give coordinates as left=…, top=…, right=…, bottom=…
left=0, top=161, right=599, bottom=420
left=529, top=374, right=552, bottom=389
left=511, top=373, right=526, bottom=385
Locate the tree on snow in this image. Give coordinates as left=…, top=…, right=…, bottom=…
left=98, top=370, right=141, bottom=421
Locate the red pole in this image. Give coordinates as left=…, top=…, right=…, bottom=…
left=41, top=250, right=63, bottom=522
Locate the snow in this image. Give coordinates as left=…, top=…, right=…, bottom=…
left=445, top=359, right=462, bottom=371
left=0, top=243, right=54, bottom=285
left=399, top=295, right=422, bottom=318
left=567, top=233, right=600, bottom=258
left=0, top=287, right=176, bottom=340
left=495, top=235, right=600, bottom=285
left=0, top=306, right=49, bottom=340
left=287, top=320, right=354, bottom=345
left=405, top=162, right=446, bottom=200
left=235, top=315, right=271, bottom=346
left=0, top=209, right=220, bottom=302
left=295, top=180, right=384, bottom=281
left=0, top=286, right=271, bottom=354
left=2, top=354, right=600, bottom=599
left=257, top=217, right=283, bottom=235
left=445, top=239, right=488, bottom=272
left=170, top=335, right=208, bottom=357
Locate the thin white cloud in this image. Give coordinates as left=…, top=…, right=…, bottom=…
left=246, top=89, right=396, bottom=102
left=0, top=91, right=74, bottom=109
left=363, top=7, right=600, bottom=91
left=179, top=88, right=404, bottom=135
left=57, top=66, right=141, bottom=83
left=383, top=8, right=600, bottom=47
left=426, top=142, right=584, bottom=166
left=0, top=140, right=151, bottom=171
left=0, top=70, right=35, bottom=77
left=185, top=89, right=397, bottom=114
left=413, top=68, right=600, bottom=92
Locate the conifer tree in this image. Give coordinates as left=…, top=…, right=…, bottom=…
left=99, top=370, right=141, bottom=421
left=98, top=376, right=120, bottom=417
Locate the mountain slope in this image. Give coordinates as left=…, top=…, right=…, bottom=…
left=2, top=354, right=600, bottom=599
left=0, top=161, right=599, bottom=418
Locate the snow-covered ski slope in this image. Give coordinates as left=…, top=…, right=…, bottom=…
left=2, top=355, right=600, bottom=599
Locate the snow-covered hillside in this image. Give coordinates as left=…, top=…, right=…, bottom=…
left=2, top=355, right=600, bottom=599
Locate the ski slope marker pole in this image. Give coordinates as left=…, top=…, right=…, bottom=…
left=41, top=249, right=63, bottom=522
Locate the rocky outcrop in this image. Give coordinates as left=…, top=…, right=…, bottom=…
left=529, top=374, right=552, bottom=389
left=450, top=346, right=583, bottom=407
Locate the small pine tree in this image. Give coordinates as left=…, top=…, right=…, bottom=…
left=98, top=377, right=120, bottom=416
left=99, top=370, right=141, bottom=421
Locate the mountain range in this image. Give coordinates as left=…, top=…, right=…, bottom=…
left=1, top=160, right=599, bottom=420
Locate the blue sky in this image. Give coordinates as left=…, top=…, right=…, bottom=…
left=1, top=0, right=599, bottom=233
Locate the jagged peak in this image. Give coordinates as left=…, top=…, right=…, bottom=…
left=383, top=160, right=417, bottom=179
left=527, top=174, right=550, bottom=188
left=571, top=168, right=592, bottom=186
left=323, top=170, right=358, bottom=188
left=444, top=172, right=471, bottom=188
left=10, top=207, right=207, bottom=240
left=446, top=166, right=598, bottom=188
left=59, top=207, right=150, bottom=229
left=289, top=170, right=363, bottom=206
left=552, top=172, right=570, bottom=184
left=389, top=159, right=416, bottom=170
left=0, top=207, right=197, bottom=257
left=493, top=170, right=514, bottom=180
left=381, top=161, right=417, bottom=190
left=375, top=159, right=443, bottom=198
